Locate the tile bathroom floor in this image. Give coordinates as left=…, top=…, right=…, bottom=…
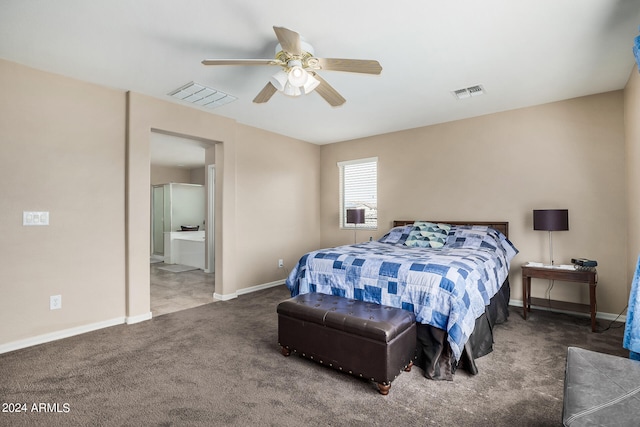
left=150, top=262, right=216, bottom=316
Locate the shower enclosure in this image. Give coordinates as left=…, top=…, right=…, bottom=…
left=151, top=183, right=205, bottom=257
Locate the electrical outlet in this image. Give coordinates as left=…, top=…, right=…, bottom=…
left=278, top=259, right=284, bottom=268
left=50, top=295, right=62, bottom=310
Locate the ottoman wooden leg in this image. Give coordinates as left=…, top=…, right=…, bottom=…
left=281, top=346, right=291, bottom=357
left=405, top=360, right=414, bottom=372
left=377, top=383, right=391, bottom=395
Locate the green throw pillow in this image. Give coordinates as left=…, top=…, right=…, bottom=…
left=404, top=222, right=450, bottom=248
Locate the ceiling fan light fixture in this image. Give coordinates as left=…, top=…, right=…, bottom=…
left=283, top=82, right=302, bottom=97
left=287, top=65, right=309, bottom=87
left=271, top=58, right=319, bottom=96
left=269, top=70, right=288, bottom=91
left=302, top=73, right=320, bottom=94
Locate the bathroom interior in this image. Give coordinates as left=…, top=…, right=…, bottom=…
left=152, top=182, right=206, bottom=270
left=150, top=132, right=215, bottom=316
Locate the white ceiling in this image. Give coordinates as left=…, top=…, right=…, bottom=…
left=1, top=1, right=639, bottom=164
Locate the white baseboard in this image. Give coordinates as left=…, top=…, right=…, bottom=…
left=509, top=299, right=627, bottom=323
left=213, top=292, right=237, bottom=301
left=1, top=293, right=623, bottom=356
left=237, top=279, right=285, bottom=295
left=0, top=317, right=125, bottom=355
left=0, top=280, right=287, bottom=354
left=126, top=312, right=153, bottom=324
left=214, top=279, right=285, bottom=301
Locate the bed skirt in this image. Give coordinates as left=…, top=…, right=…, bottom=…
left=414, top=278, right=511, bottom=380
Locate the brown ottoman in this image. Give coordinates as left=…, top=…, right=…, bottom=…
left=277, top=292, right=416, bottom=395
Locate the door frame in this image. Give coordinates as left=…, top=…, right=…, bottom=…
left=206, top=164, right=215, bottom=273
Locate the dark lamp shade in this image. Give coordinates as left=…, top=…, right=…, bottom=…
left=346, top=208, right=365, bottom=225
left=533, top=209, right=569, bottom=231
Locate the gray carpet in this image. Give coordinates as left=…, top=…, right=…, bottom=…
left=0, top=285, right=627, bottom=426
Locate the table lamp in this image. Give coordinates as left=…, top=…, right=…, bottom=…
left=346, top=208, right=365, bottom=244
left=533, top=209, right=569, bottom=265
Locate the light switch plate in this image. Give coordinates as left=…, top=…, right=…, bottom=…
left=23, top=211, right=49, bottom=226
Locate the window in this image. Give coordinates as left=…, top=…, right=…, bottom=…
left=338, top=157, right=377, bottom=229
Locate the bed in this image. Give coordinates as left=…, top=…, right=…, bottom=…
left=285, top=220, right=518, bottom=380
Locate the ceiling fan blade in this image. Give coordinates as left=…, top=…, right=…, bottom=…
left=253, top=82, right=278, bottom=104
left=312, top=58, right=382, bottom=75
left=312, top=74, right=346, bottom=107
left=273, top=26, right=302, bottom=55
left=202, top=59, right=278, bottom=66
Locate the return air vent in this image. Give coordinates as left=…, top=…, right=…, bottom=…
left=168, top=82, right=237, bottom=109
left=452, top=84, right=485, bottom=100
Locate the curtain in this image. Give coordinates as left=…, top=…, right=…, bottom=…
left=623, top=254, right=640, bottom=360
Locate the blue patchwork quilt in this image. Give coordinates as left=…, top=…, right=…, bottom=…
left=286, top=225, right=518, bottom=361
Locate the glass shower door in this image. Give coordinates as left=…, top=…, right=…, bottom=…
left=152, top=185, right=165, bottom=255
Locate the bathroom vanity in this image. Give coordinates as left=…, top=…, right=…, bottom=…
left=163, top=230, right=205, bottom=270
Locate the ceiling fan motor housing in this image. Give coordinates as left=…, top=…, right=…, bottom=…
left=275, top=39, right=315, bottom=57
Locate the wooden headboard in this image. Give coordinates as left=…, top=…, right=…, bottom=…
left=393, top=220, right=509, bottom=238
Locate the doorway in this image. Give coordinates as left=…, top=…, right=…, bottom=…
left=149, top=131, right=216, bottom=316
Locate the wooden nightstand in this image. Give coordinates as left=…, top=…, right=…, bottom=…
left=521, top=264, right=598, bottom=332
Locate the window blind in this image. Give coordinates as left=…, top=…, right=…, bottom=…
left=338, top=157, right=377, bottom=229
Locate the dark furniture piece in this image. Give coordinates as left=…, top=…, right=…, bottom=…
left=563, top=347, right=640, bottom=426
left=277, top=292, right=416, bottom=395
left=521, top=265, right=597, bottom=332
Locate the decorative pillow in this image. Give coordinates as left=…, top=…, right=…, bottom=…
left=378, top=225, right=412, bottom=244
left=446, top=225, right=519, bottom=261
left=445, top=225, right=495, bottom=249
left=404, top=222, right=451, bottom=248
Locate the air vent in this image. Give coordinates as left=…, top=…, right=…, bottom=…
left=168, top=82, right=237, bottom=108
left=453, top=88, right=470, bottom=99
left=452, top=84, right=485, bottom=100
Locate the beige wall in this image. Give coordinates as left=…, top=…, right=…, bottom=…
left=1, top=59, right=320, bottom=349
left=150, top=165, right=194, bottom=185
left=235, top=125, right=321, bottom=287
left=625, top=66, right=640, bottom=292
left=0, top=59, right=127, bottom=344
left=320, top=91, right=628, bottom=315
left=191, top=167, right=205, bottom=185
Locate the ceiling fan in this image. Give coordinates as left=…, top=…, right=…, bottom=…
left=202, top=26, right=382, bottom=106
